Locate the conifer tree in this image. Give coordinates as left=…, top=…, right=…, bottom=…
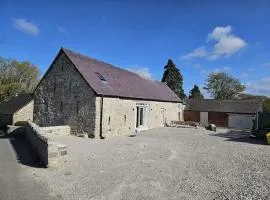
left=161, top=59, right=185, bottom=99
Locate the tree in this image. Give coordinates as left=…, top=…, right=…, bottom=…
left=263, top=99, right=270, bottom=113
left=0, top=57, right=40, bottom=102
left=203, top=72, right=245, bottom=100
left=161, top=59, right=186, bottom=99
left=189, top=84, right=204, bottom=99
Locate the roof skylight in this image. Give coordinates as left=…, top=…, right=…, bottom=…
left=95, top=72, right=106, bottom=82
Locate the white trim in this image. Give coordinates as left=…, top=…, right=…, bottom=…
left=134, top=103, right=149, bottom=132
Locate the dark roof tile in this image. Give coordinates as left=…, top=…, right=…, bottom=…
left=185, top=99, right=263, bottom=114
left=62, top=48, right=181, bottom=102
left=0, top=93, right=33, bottom=114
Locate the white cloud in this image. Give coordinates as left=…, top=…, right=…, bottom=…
left=247, top=67, right=255, bottom=72
left=264, top=62, right=270, bottom=67
left=246, top=77, right=270, bottom=96
left=182, top=26, right=247, bottom=60
left=182, top=46, right=208, bottom=60
left=212, top=34, right=247, bottom=57
left=208, top=26, right=232, bottom=41
left=12, top=18, right=39, bottom=36
left=57, top=26, right=68, bottom=33
left=127, top=66, right=153, bottom=80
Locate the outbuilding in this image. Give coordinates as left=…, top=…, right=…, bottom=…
left=0, top=93, right=34, bottom=128
left=184, top=99, right=263, bottom=130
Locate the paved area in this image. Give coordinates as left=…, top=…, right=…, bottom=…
left=0, top=132, right=59, bottom=200
left=29, top=127, right=269, bottom=200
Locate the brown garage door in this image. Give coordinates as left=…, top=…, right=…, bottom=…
left=184, top=111, right=200, bottom=122
left=208, top=112, right=228, bottom=127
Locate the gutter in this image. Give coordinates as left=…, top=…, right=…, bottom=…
left=99, top=96, right=105, bottom=139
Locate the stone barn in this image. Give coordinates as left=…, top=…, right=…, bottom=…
left=0, top=93, right=34, bottom=128
left=34, top=48, right=184, bottom=138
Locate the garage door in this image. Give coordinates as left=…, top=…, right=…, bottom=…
left=228, top=114, right=255, bottom=130
left=208, top=112, right=228, bottom=127
left=184, top=111, right=200, bottom=122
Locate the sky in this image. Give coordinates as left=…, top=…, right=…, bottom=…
left=1, top=0, right=270, bottom=97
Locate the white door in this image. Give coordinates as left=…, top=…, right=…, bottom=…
left=136, top=106, right=148, bottom=130
left=228, top=114, right=255, bottom=130
left=161, top=108, right=165, bottom=126
left=200, top=112, right=208, bottom=125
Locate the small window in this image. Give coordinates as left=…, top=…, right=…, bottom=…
left=95, top=72, right=106, bottom=81
left=45, top=103, right=48, bottom=112
left=76, top=102, right=79, bottom=113
left=60, top=101, right=63, bottom=112
left=53, top=80, right=56, bottom=93
left=69, top=81, right=72, bottom=91
left=108, top=116, right=111, bottom=125
left=124, top=115, right=126, bottom=122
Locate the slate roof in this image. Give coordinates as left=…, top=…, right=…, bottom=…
left=0, top=93, right=33, bottom=114
left=61, top=48, right=181, bottom=103
left=185, top=99, right=263, bottom=114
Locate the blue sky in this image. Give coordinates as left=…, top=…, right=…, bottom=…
left=1, top=0, right=270, bottom=97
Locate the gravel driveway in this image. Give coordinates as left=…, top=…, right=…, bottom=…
left=29, top=127, right=269, bottom=200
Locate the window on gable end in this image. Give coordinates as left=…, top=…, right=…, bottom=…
left=76, top=101, right=79, bottom=114
left=53, top=79, right=56, bottom=93
left=69, top=81, right=72, bottom=91
left=60, top=101, right=63, bottom=112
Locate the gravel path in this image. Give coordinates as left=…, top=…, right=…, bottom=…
left=29, top=127, right=269, bottom=200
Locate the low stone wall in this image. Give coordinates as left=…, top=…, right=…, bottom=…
left=6, top=125, right=23, bottom=134
left=25, top=121, right=67, bottom=167
left=40, top=125, right=70, bottom=136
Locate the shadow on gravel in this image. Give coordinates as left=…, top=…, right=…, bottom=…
left=210, top=130, right=266, bottom=145
left=0, top=127, right=45, bottom=168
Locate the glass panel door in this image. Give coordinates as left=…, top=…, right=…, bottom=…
left=135, top=105, right=148, bottom=130
left=139, top=107, right=144, bottom=126
left=136, top=107, right=139, bottom=128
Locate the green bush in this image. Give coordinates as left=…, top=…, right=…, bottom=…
left=266, top=132, right=270, bottom=145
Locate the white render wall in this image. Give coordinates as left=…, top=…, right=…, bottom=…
left=13, top=100, right=34, bottom=125
left=94, top=97, right=183, bottom=138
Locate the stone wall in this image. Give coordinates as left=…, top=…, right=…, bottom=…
left=13, top=100, right=34, bottom=125
left=40, top=125, right=70, bottom=136
left=94, top=97, right=183, bottom=138
left=25, top=122, right=49, bottom=166
left=6, top=125, right=22, bottom=134
left=34, top=52, right=97, bottom=137
left=25, top=121, right=67, bottom=167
